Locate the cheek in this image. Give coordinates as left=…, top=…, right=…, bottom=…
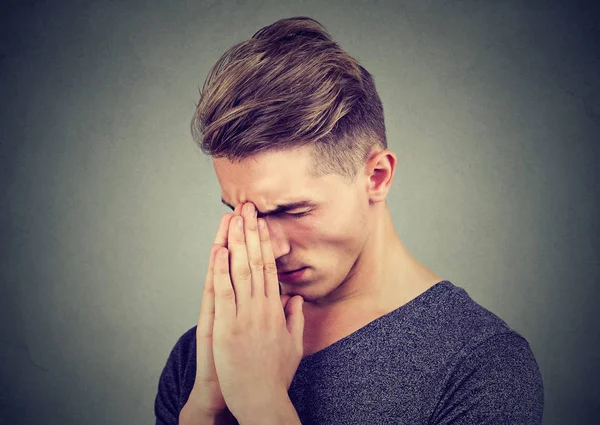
left=300, top=222, right=353, bottom=248
left=284, top=219, right=325, bottom=247
left=294, top=222, right=318, bottom=242
left=286, top=212, right=353, bottom=245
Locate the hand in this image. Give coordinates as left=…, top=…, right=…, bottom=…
left=183, top=204, right=244, bottom=423
left=212, top=202, right=305, bottom=420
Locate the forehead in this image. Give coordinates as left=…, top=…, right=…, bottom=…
left=213, top=146, right=321, bottom=202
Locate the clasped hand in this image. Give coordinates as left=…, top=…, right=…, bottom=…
left=212, top=202, right=305, bottom=420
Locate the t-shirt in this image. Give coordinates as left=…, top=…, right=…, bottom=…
left=154, top=280, right=544, bottom=424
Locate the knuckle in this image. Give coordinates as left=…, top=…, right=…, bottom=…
left=250, top=265, right=265, bottom=274
left=237, top=267, right=253, bottom=280
left=218, top=287, right=236, bottom=300
left=230, top=229, right=244, bottom=241
left=210, top=244, right=221, bottom=256
left=264, top=261, right=278, bottom=274
left=249, top=258, right=264, bottom=271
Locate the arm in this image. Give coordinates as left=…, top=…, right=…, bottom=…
left=430, top=332, right=545, bottom=425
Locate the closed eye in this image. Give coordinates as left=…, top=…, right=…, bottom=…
left=223, top=204, right=310, bottom=219
left=288, top=211, right=309, bottom=218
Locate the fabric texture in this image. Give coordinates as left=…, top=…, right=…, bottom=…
left=154, top=280, right=544, bottom=424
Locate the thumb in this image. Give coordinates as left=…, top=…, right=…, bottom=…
left=280, top=293, right=292, bottom=310
left=285, top=296, right=305, bottom=352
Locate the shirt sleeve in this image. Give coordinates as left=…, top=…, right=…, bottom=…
left=154, top=342, right=182, bottom=425
left=430, top=332, right=545, bottom=425
left=154, top=328, right=195, bottom=425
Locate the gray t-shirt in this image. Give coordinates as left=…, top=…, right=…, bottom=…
left=155, top=280, right=544, bottom=424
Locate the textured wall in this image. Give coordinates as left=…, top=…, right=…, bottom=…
left=1, top=1, right=598, bottom=424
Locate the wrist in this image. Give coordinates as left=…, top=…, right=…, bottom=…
left=234, top=393, right=299, bottom=425
left=179, top=403, right=238, bottom=425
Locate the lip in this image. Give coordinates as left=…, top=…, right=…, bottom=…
left=277, top=267, right=307, bottom=283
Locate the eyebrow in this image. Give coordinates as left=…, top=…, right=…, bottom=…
left=221, top=198, right=316, bottom=219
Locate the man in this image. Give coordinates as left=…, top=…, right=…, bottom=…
left=155, top=16, right=544, bottom=425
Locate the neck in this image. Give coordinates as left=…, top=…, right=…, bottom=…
left=305, top=202, right=438, bottom=318
left=299, top=202, right=444, bottom=358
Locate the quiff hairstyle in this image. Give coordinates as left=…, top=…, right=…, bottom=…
left=191, top=16, right=387, bottom=185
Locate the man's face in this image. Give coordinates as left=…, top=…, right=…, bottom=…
left=213, top=145, right=371, bottom=304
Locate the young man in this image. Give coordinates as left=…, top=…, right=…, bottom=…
left=155, top=16, right=544, bottom=425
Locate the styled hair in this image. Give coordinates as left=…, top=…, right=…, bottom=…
left=191, top=16, right=387, bottom=185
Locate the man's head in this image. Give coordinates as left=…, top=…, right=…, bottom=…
left=214, top=144, right=397, bottom=305
left=192, top=17, right=399, bottom=305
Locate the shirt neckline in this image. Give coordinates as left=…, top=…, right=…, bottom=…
left=299, top=279, right=453, bottom=363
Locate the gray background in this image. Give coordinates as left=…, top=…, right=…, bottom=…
left=1, top=0, right=598, bottom=424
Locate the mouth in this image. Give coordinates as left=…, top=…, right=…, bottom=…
left=280, top=268, right=302, bottom=274
left=277, top=267, right=307, bottom=282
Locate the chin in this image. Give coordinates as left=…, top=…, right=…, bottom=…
left=282, top=286, right=320, bottom=304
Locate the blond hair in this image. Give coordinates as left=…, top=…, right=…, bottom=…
left=191, top=16, right=387, bottom=185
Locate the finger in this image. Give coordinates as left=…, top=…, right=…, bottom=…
left=213, top=247, right=236, bottom=331
left=199, top=214, right=233, bottom=336
left=218, top=203, right=242, bottom=298
left=257, top=217, right=281, bottom=304
left=241, top=203, right=266, bottom=301
left=198, top=214, right=238, bottom=338
left=228, top=213, right=252, bottom=320
left=199, top=245, right=217, bottom=333
left=280, top=294, right=292, bottom=310
left=216, top=202, right=243, bottom=247
left=233, top=203, right=243, bottom=216
left=214, top=214, right=234, bottom=246
left=223, top=204, right=244, bottom=248
left=196, top=244, right=221, bottom=380
left=201, top=207, right=243, bottom=342
left=200, top=213, right=234, bottom=334
left=285, top=296, right=305, bottom=354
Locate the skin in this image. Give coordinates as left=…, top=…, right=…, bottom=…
left=214, top=144, right=444, bottom=357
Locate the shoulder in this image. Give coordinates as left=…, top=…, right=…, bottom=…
left=421, top=281, right=522, bottom=348
left=429, top=331, right=545, bottom=424
left=405, top=281, right=543, bottom=392
left=420, top=281, right=544, bottom=423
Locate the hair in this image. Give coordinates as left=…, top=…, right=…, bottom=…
left=191, top=16, right=387, bottom=185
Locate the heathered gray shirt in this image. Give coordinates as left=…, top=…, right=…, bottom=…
left=155, top=280, right=544, bottom=424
